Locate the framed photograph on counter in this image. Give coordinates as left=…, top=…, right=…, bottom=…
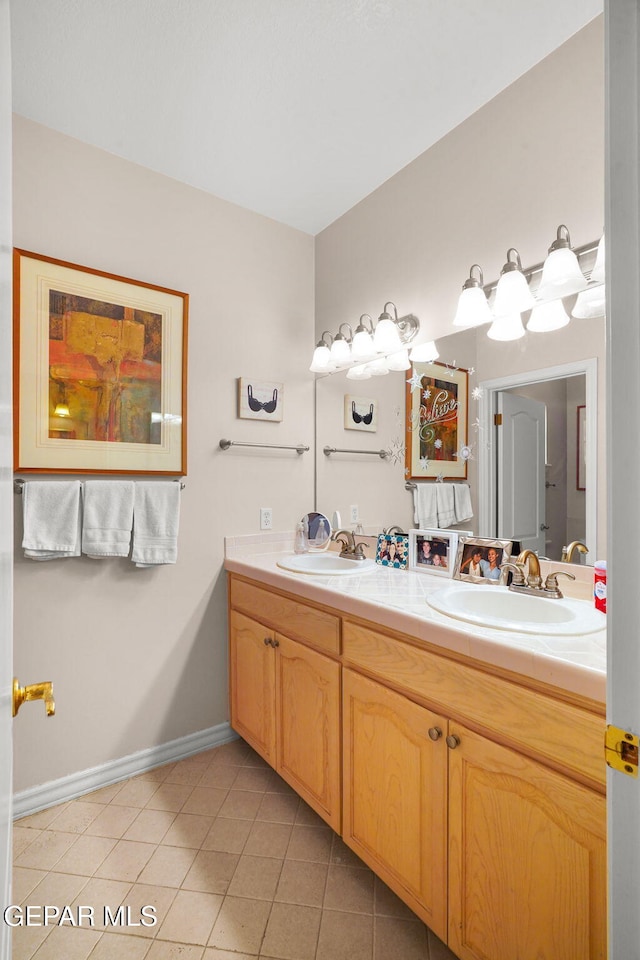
left=405, top=360, right=469, bottom=481
left=453, top=536, right=513, bottom=585
left=376, top=534, right=409, bottom=570
left=408, top=529, right=457, bottom=577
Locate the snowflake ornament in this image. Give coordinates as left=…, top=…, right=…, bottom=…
left=419, top=457, right=430, bottom=471
left=434, top=438, right=443, bottom=450
left=468, top=367, right=475, bottom=376
left=471, top=417, right=484, bottom=433
left=435, top=473, right=445, bottom=483
left=422, top=388, right=432, bottom=401
left=455, top=444, right=474, bottom=462
left=407, top=372, right=423, bottom=392
left=472, top=386, right=484, bottom=401
left=385, top=438, right=406, bottom=465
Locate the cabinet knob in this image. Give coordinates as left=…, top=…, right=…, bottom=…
left=446, top=734, right=461, bottom=750
left=263, top=637, right=271, bottom=646
left=428, top=726, right=442, bottom=741
left=272, top=638, right=280, bottom=648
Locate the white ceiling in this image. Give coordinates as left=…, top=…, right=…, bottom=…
left=10, top=0, right=602, bottom=235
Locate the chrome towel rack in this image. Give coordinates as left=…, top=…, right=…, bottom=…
left=219, top=439, right=309, bottom=455
left=323, top=446, right=388, bottom=459
left=14, top=478, right=185, bottom=493
left=405, top=481, right=417, bottom=489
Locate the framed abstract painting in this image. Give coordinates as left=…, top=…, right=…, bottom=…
left=13, top=250, right=188, bottom=474
left=405, top=360, right=468, bottom=480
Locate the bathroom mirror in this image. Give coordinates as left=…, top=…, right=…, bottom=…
left=315, top=313, right=605, bottom=563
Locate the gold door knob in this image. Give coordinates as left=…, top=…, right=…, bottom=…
left=13, top=678, right=55, bottom=718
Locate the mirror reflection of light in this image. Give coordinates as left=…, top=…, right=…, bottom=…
left=151, top=413, right=182, bottom=424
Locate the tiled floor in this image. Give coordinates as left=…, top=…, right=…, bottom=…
left=11, top=739, right=457, bottom=959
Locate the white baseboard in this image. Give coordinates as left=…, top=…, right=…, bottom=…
left=14, top=722, right=238, bottom=820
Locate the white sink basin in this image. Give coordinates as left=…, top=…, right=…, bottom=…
left=426, top=584, right=606, bottom=636
left=277, top=553, right=376, bottom=576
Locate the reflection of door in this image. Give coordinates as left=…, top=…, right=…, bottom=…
left=497, top=392, right=546, bottom=554
left=0, top=7, right=12, bottom=958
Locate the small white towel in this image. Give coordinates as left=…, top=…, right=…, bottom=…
left=453, top=484, right=473, bottom=523
left=413, top=484, right=438, bottom=529
left=131, top=482, right=181, bottom=567
left=22, top=481, right=82, bottom=560
left=435, top=484, right=456, bottom=528
left=82, top=481, right=135, bottom=558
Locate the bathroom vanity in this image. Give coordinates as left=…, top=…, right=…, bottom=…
left=225, top=544, right=606, bottom=960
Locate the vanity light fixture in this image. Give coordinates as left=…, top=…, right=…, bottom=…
left=527, top=298, right=571, bottom=333
left=310, top=301, right=420, bottom=377
left=309, top=332, right=335, bottom=373
left=487, top=312, right=526, bottom=341
left=536, top=225, right=588, bottom=300
left=572, top=284, right=606, bottom=319
left=590, top=233, right=605, bottom=284
left=386, top=349, right=411, bottom=371
left=329, top=323, right=353, bottom=366
left=373, top=303, right=404, bottom=354
left=346, top=363, right=372, bottom=380
left=409, top=340, right=439, bottom=362
left=493, top=248, right=537, bottom=317
left=351, top=315, right=377, bottom=361
left=453, top=264, right=492, bottom=327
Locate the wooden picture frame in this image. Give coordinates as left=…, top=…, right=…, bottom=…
left=408, top=529, right=457, bottom=577
left=13, top=250, right=188, bottom=475
left=237, top=378, right=284, bottom=422
left=577, top=404, right=586, bottom=491
left=453, top=536, right=513, bottom=585
left=405, top=361, right=469, bottom=480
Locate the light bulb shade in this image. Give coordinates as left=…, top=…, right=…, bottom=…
left=526, top=299, right=570, bottom=333
left=493, top=270, right=536, bottom=317
left=409, top=341, right=439, bottom=362
left=309, top=344, right=333, bottom=373
left=373, top=316, right=403, bottom=353
left=572, top=285, right=606, bottom=319
left=368, top=357, right=390, bottom=376
left=487, top=313, right=526, bottom=341
left=453, top=286, right=492, bottom=327
left=386, top=349, right=411, bottom=371
left=329, top=337, right=351, bottom=365
left=536, top=247, right=587, bottom=300
left=351, top=328, right=376, bottom=361
left=53, top=403, right=70, bottom=418
left=591, top=235, right=605, bottom=284
left=346, top=363, right=372, bottom=380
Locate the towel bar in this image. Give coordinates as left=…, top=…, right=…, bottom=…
left=323, top=446, right=388, bottom=459
left=218, top=439, right=309, bottom=455
left=14, top=478, right=185, bottom=493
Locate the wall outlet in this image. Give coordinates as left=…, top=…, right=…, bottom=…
left=260, top=507, right=273, bottom=530
left=349, top=504, right=359, bottom=524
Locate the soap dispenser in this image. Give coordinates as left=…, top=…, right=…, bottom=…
left=314, top=516, right=330, bottom=547
left=294, top=522, right=308, bottom=554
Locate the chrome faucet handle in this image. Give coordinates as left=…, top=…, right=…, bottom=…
left=544, top=570, right=576, bottom=598
left=502, top=561, right=526, bottom=586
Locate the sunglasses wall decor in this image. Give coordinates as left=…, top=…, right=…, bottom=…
left=237, top=378, right=284, bottom=422
left=344, top=394, right=378, bottom=433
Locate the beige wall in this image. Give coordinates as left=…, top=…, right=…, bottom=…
left=12, top=117, right=315, bottom=792
left=314, top=19, right=604, bottom=535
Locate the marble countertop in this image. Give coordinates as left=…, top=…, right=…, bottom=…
left=224, top=533, right=606, bottom=705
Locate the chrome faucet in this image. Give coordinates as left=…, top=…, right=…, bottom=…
left=505, top=549, right=576, bottom=599
left=561, top=540, right=589, bottom=563
left=332, top=529, right=367, bottom=561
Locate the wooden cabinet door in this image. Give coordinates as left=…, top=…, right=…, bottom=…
left=448, top=723, right=606, bottom=960
left=229, top=610, right=276, bottom=763
left=275, top=632, right=341, bottom=831
left=342, top=668, right=448, bottom=941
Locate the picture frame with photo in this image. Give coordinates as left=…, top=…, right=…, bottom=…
left=408, top=529, right=457, bottom=577
left=375, top=534, right=409, bottom=570
left=453, top=537, right=513, bottom=585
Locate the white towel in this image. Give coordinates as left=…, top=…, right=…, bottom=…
left=22, top=481, right=82, bottom=560
left=453, top=484, right=473, bottom=523
left=131, top=482, right=181, bottom=567
left=435, top=484, right=456, bottom=528
left=413, top=484, right=438, bottom=529
left=82, top=481, right=135, bottom=558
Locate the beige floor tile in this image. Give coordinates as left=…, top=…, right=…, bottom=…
left=274, top=859, right=328, bottom=908
left=373, top=916, right=429, bottom=960
left=197, top=765, right=239, bottom=790
left=54, top=834, right=118, bottom=876
left=164, top=760, right=208, bottom=786
left=285, top=825, right=333, bottom=864
left=324, top=864, right=375, bottom=914
left=138, top=844, right=197, bottom=888
left=117, top=882, right=178, bottom=938
left=373, top=876, right=419, bottom=920
left=162, top=813, right=213, bottom=849
left=242, top=820, right=292, bottom=859
left=94, top=840, right=156, bottom=882
left=11, top=923, right=53, bottom=960
left=13, top=826, right=43, bottom=858
left=226, top=854, right=282, bottom=901
left=203, top=949, right=256, bottom=960
left=84, top=805, right=141, bottom=839
left=47, top=801, right=106, bottom=834
left=427, top=927, right=459, bottom=960
left=265, top=771, right=297, bottom=796
left=181, top=787, right=228, bottom=818
left=316, top=909, right=374, bottom=960
left=260, top=901, right=321, bottom=960
left=208, top=741, right=251, bottom=766
left=201, top=818, right=252, bottom=855
left=183, top=850, right=240, bottom=895
left=217, top=790, right=263, bottom=821
left=231, top=766, right=272, bottom=793
left=112, top=780, right=162, bottom=808
left=145, top=783, right=195, bottom=813
left=23, top=870, right=91, bottom=909
left=135, top=764, right=176, bottom=783
left=255, top=792, right=299, bottom=824
left=17, top=804, right=70, bottom=830
left=14, top=829, right=78, bottom=870
left=31, top=925, right=102, bottom=960
left=83, top=783, right=127, bottom=804
left=242, top=750, right=270, bottom=770
left=87, top=930, right=152, bottom=959
left=157, top=889, right=223, bottom=945
left=207, top=896, right=271, bottom=954
left=71, top=877, right=133, bottom=932
left=331, top=835, right=366, bottom=868
left=12, top=866, right=48, bottom=903
left=296, top=802, right=328, bottom=827
left=146, top=941, right=204, bottom=960
left=124, top=809, right=177, bottom=844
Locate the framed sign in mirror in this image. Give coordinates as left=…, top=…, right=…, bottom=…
left=405, top=361, right=469, bottom=480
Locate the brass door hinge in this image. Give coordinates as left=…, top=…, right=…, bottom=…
left=494, top=413, right=503, bottom=426
left=605, top=724, right=639, bottom=777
